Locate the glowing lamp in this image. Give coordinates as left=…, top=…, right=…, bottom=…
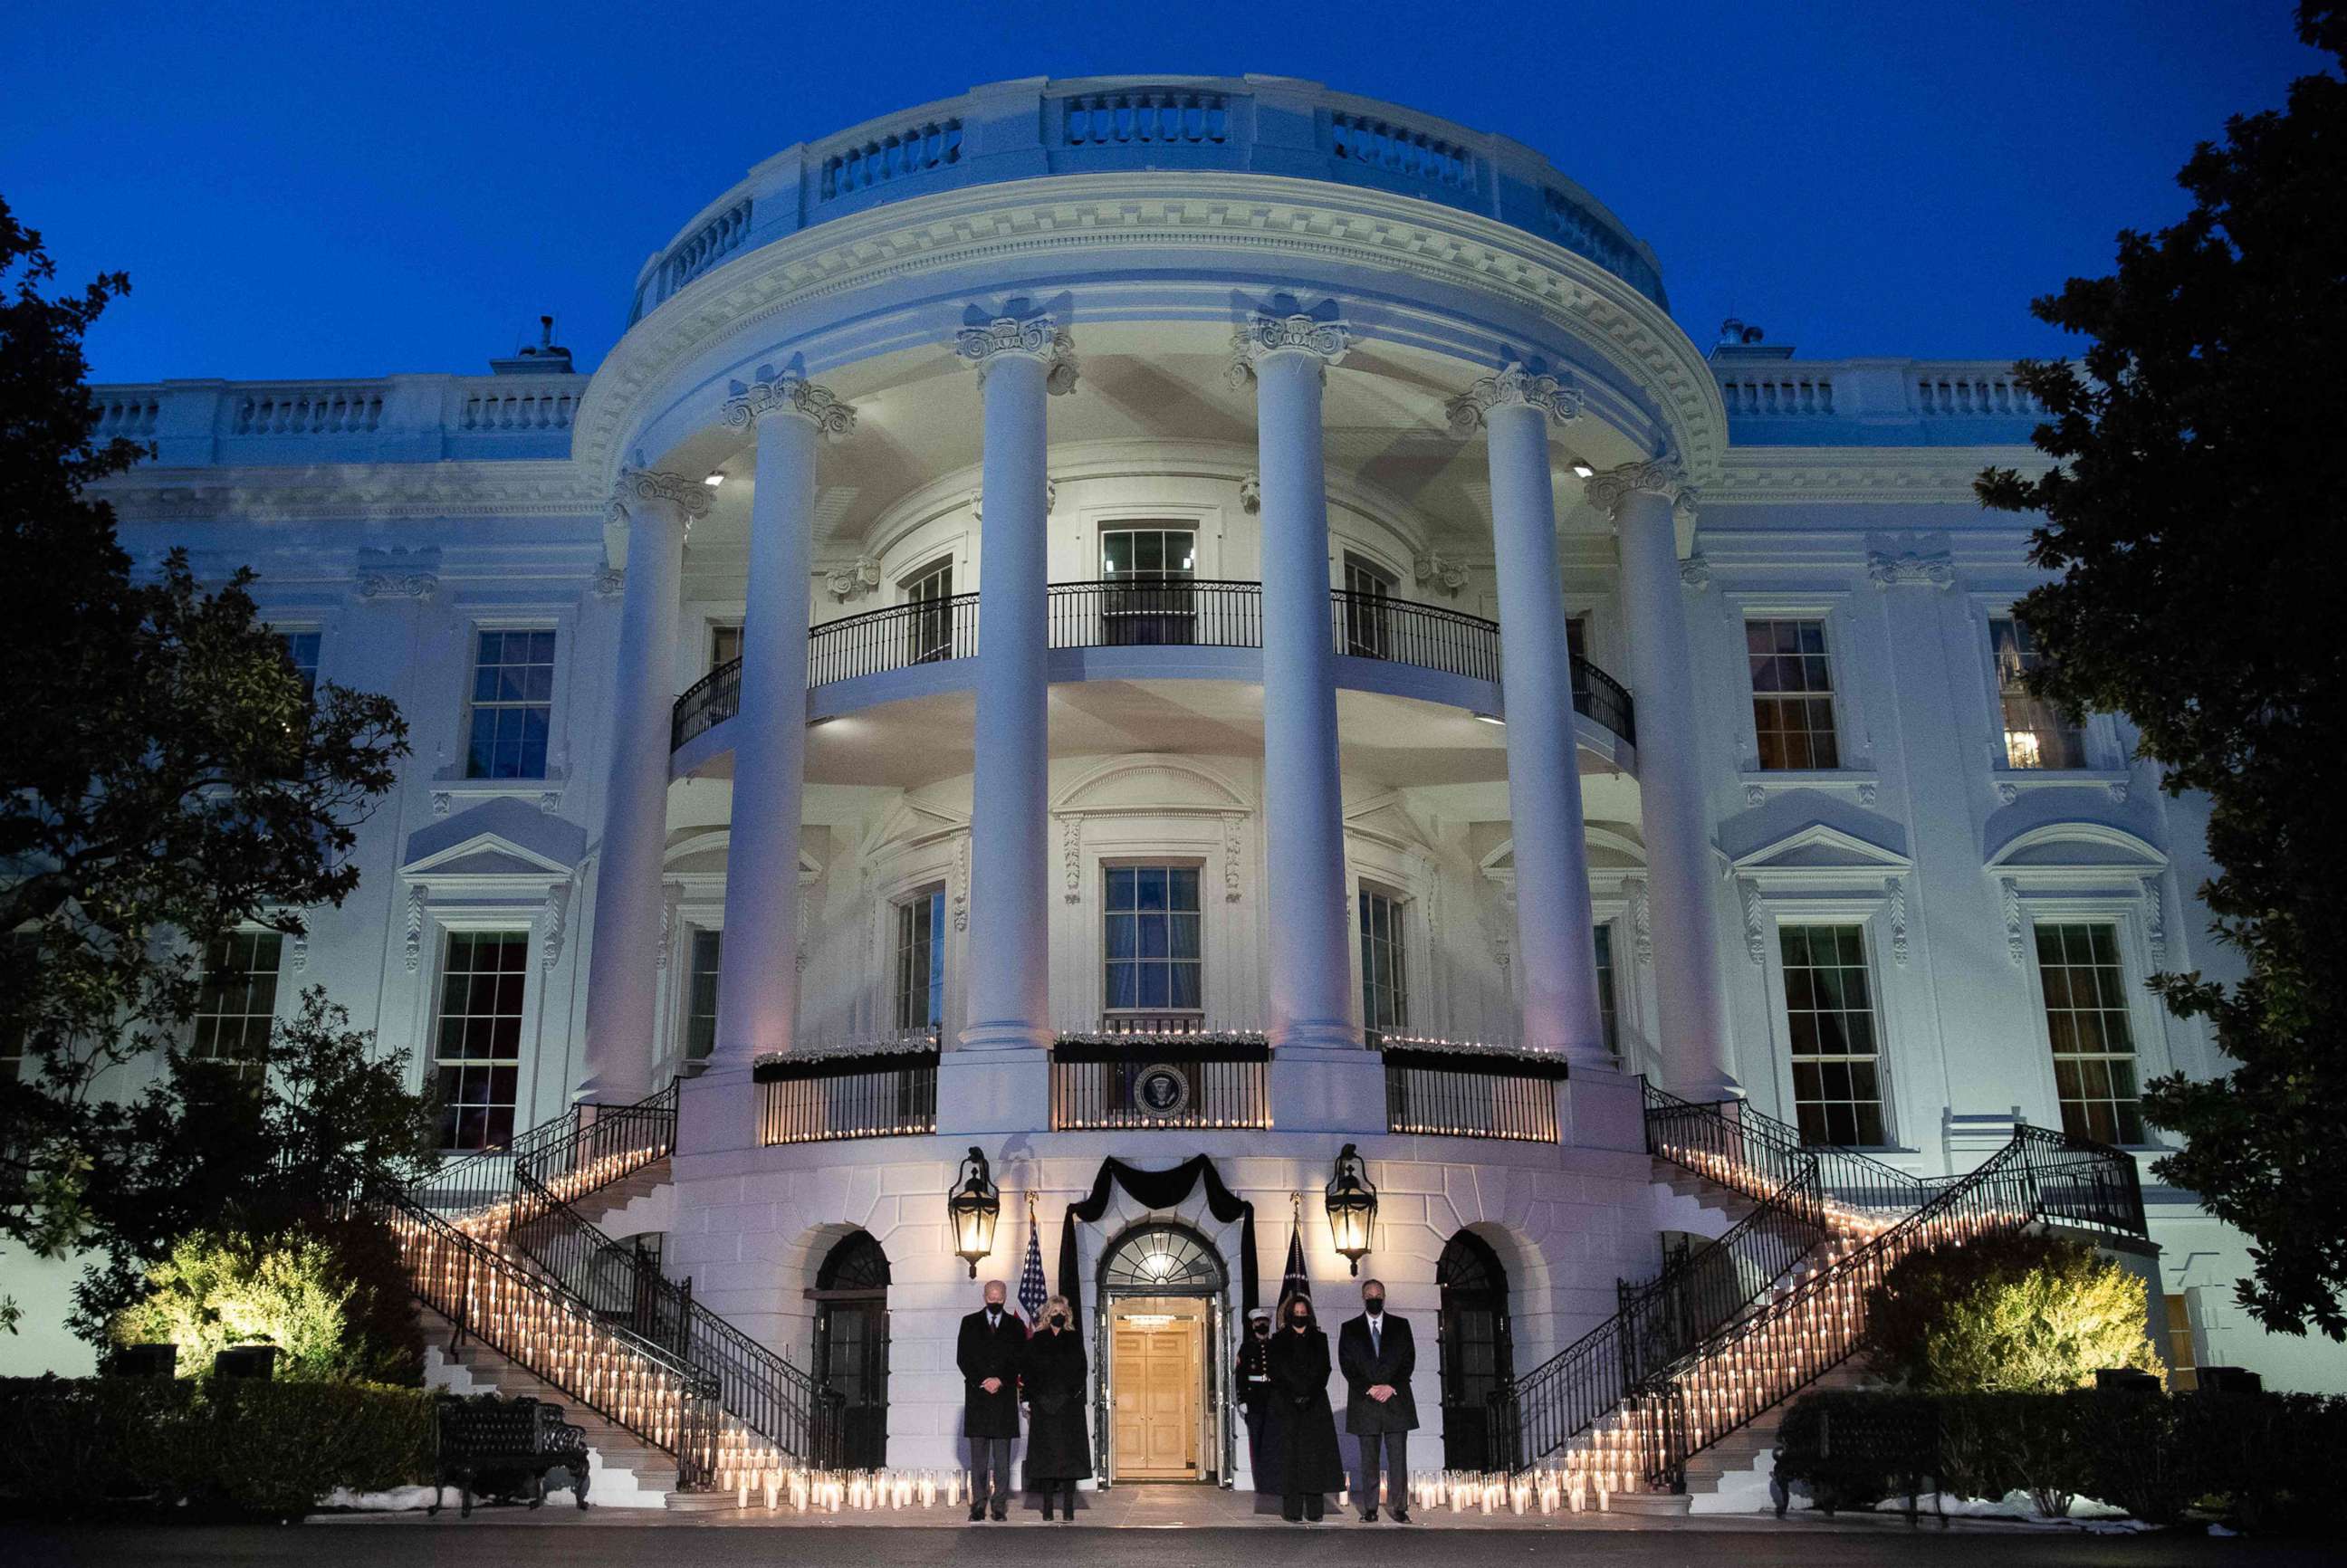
left=947, top=1146, right=1001, bottom=1277
left=1324, top=1142, right=1378, bottom=1276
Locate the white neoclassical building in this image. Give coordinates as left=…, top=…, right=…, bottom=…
left=31, top=74, right=2342, bottom=1505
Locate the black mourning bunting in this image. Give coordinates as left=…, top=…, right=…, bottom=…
left=1056, top=1154, right=1259, bottom=1323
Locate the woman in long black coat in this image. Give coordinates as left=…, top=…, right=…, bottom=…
left=1020, top=1295, right=1091, bottom=1520
left=1264, top=1295, right=1345, bottom=1523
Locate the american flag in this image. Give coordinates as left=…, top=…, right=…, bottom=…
left=1018, top=1199, right=1049, bottom=1324
left=1279, top=1212, right=1311, bottom=1314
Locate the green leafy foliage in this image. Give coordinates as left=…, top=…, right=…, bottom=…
left=0, top=192, right=412, bottom=1326
left=1973, top=5, right=2347, bottom=1339
left=107, top=1210, right=422, bottom=1386
left=0, top=1375, right=435, bottom=1520
left=1863, top=1232, right=2162, bottom=1393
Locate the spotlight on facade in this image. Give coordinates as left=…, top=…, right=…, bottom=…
left=704, top=471, right=725, bottom=487
left=1569, top=459, right=1596, bottom=480
left=1470, top=712, right=1506, bottom=726
left=1324, top=1143, right=1378, bottom=1276
left=947, top=1146, right=1001, bottom=1278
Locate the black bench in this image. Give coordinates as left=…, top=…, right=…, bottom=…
left=430, top=1393, right=592, bottom=1517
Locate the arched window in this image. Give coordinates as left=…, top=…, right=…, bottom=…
left=813, top=1231, right=891, bottom=1468
left=1101, top=1222, right=1227, bottom=1294
left=1436, top=1230, right=1513, bottom=1471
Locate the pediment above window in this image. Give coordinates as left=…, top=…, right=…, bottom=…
left=400, top=797, right=584, bottom=894
left=1730, top=822, right=1911, bottom=891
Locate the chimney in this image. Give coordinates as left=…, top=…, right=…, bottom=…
left=489, top=314, right=576, bottom=375
left=1708, top=317, right=1794, bottom=362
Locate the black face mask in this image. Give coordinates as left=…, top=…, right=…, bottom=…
left=1050, top=1314, right=1067, bottom=1329
left=1290, top=1315, right=1310, bottom=1331
left=1252, top=1322, right=1270, bottom=1337
left=1365, top=1298, right=1384, bottom=1316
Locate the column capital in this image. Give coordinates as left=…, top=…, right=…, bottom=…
left=1226, top=312, right=1350, bottom=388
left=1444, top=362, right=1584, bottom=437
left=1583, top=459, right=1698, bottom=524
left=608, top=467, right=714, bottom=529
left=723, top=368, right=856, bottom=440
left=956, top=313, right=1080, bottom=394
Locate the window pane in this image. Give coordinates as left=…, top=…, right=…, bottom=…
left=893, top=887, right=947, bottom=1031
left=1778, top=923, right=1886, bottom=1146
left=1748, top=618, right=1839, bottom=771
left=1104, top=863, right=1205, bottom=1017
left=1991, top=616, right=2089, bottom=770
left=464, top=630, right=557, bottom=781
left=434, top=929, right=529, bottom=1151
left=2034, top=921, right=2143, bottom=1147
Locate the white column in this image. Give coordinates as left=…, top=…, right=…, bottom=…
left=955, top=315, right=1077, bottom=1051
left=705, top=372, right=856, bottom=1073
left=578, top=468, right=709, bottom=1102
left=1233, top=313, right=1356, bottom=1049
left=1590, top=461, right=1739, bottom=1097
left=1448, top=366, right=1607, bottom=1064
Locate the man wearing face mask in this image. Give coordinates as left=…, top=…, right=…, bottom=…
left=956, top=1278, right=1026, bottom=1522
left=1237, top=1306, right=1277, bottom=1493
left=1336, top=1278, right=1417, bottom=1523
left=1020, top=1295, right=1089, bottom=1520
left=1265, top=1294, right=1345, bottom=1522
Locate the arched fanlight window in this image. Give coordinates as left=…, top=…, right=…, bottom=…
left=1101, top=1222, right=1228, bottom=1293
left=817, top=1230, right=891, bottom=1293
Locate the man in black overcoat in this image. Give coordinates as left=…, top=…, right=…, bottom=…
left=1336, top=1277, right=1416, bottom=1523
left=956, top=1278, right=1026, bottom=1521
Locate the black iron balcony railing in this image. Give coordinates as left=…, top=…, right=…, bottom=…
left=1049, top=1031, right=1272, bottom=1131
left=1378, top=1040, right=1570, bottom=1143
left=669, top=579, right=1637, bottom=750
left=754, top=1038, right=941, bottom=1144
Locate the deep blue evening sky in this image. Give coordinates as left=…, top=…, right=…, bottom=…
left=3, top=2, right=2325, bottom=384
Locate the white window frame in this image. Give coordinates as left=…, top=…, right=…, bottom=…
left=2016, top=900, right=2168, bottom=1148
left=1771, top=918, right=1894, bottom=1149
left=891, top=883, right=949, bottom=1034
left=1099, top=857, right=1207, bottom=1018
left=188, top=924, right=289, bottom=1082
left=426, top=924, right=535, bottom=1152
left=1357, top=880, right=1412, bottom=1037
left=459, top=620, right=565, bottom=784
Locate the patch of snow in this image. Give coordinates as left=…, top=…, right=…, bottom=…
left=317, top=1485, right=441, bottom=1513
left=2209, top=1524, right=2238, bottom=1538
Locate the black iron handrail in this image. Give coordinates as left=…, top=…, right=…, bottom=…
left=506, top=1166, right=841, bottom=1473
left=414, top=1080, right=679, bottom=1219
left=1642, top=1082, right=1936, bottom=1216
left=667, top=580, right=1638, bottom=746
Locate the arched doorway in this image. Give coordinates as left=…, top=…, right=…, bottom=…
left=1436, top=1229, right=1513, bottom=1471
left=811, top=1231, right=890, bottom=1469
left=1097, top=1221, right=1231, bottom=1485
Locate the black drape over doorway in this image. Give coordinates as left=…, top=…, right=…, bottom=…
left=1056, top=1155, right=1260, bottom=1323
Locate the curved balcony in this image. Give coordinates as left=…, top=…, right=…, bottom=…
left=670, top=579, right=1634, bottom=751
left=627, top=77, right=1665, bottom=327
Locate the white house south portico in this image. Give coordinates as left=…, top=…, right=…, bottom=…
left=56, top=72, right=2330, bottom=1513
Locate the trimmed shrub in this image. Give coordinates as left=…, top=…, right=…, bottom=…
left=0, top=1375, right=434, bottom=1521
left=105, top=1211, right=421, bottom=1385
left=1774, top=1387, right=2347, bottom=1533
left=1862, top=1231, right=2163, bottom=1393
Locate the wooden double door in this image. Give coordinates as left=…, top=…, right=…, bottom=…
left=1108, top=1297, right=1206, bottom=1480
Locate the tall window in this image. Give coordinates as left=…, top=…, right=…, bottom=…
left=435, top=930, right=529, bottom=1151
left=1593, top=923, right=1620, bottom=1064
left=465, top=630, right=556, bottom=779
left=1747, top=617, right=1840, bottom=770
left=280, top=630, right=322, bottom=704
left=1104, top=865, right=1202, bottom=1013
left=2034, top=923, right=2145, bottom=1144
left=893, top=886, right=946, bottom=1031
left=1100, top=527, right=1197, bottom=645
left=1779, top=923, right=1886, bottom=1146
left=709, top=623, right=742, bottom=670
left=1989, top=616, right=2086, bottom=770
left=1342, top=553, right=1397, bottom=659
left=902, top=561, right=955, bottom=664
left=1359, top=884, right=1408, bottom=1037
left=684, top=929, right=723, bottom=1062
left=189, top=931, right=284, bottom=1083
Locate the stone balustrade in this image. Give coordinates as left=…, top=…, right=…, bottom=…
left=1713, top=357, right=2055, bottom=445
left=77, top=373, right=587, bottom=464
left=626, top=75, right=1667, bottom=325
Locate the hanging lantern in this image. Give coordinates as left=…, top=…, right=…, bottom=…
left=948, top=1146, right=1001, bottom=1278
left=1324, top=1142, right=1378, bottom=1276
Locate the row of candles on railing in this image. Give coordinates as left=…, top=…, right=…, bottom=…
left=1649, top=1136, right=1897, bottom=1239
left=439, top=1141, right=673, bottom=1237
left=389, top=1206, right=695, bottom=1451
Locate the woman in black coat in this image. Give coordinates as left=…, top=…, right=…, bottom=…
left=1264, top=1294, right=1345, bottom=1523
left=1020, top=1295, right=1091, bottom=1520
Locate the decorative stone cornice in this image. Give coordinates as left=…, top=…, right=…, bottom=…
left=608, top=466, right=714, bottom=530
left=1413, top=551, right=1471, bottom=596
left=1677, top=552, right=1712, bottom=590
left=723, top=368, right=857, bottom=440
left=357, top=568, right=437, bottom=601
left=1865, top=548, right=1957, bottom=590
left=1443, top=362, right=1583, bottom=437
left=1226, top=312, right=1349, bottom=390
left=826, top=555, right=882, bottom=602
left=1582, top=459, right=1698, bottom=522
left=955, top=313, right=1080, bottom=395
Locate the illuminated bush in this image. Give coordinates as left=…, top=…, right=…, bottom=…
left=108, top=1215, right=419, bottom=1383
left=1862, top=1230, right=2164, bottom=1393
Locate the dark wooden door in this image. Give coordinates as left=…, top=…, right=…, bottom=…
left=1437, top=1230, right=1512, bottom=1471
left=813, top=1232, right=891, bottom=1470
